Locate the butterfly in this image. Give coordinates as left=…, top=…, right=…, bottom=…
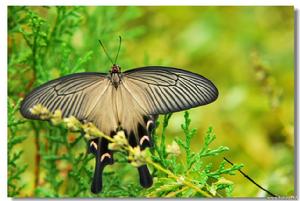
left=20, top=38, right=218, bottom=194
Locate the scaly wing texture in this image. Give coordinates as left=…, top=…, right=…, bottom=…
left=115, top=83, right=149, bottom=133
left=123, top=66, right=219, bottom=115
left=86, top=84, right=120, bottom=134
left=20, top=72, right=119, bottom=134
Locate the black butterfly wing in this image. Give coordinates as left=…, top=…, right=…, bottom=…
left=20, top=72, right=109, bottom=121
left=122, top=66, right=218, bottom=115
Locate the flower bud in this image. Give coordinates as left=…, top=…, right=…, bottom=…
left=29, top=104, right=50, bottom=119
left=51, top=110, right=62, bottom=125
left=166, top=141, right=181, bottom=156
left=108, top=131, right=128, bottom=150
left=63, top=116, right=81, bottom=131
left=128, top=146, right=147, bottom=167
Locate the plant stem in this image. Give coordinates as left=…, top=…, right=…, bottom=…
left=32, top=122, right=40, bottom=189
left=165, top=186, right=189, bottom=197
left=146, top=159, right=212, bottom=197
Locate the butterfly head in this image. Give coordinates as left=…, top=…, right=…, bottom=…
left=110, top=64, right=121, bottom=74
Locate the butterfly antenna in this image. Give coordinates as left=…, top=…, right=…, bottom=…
left=114, top=36, right=122, bottom=64
left=98, top=39, right=114, bottom=65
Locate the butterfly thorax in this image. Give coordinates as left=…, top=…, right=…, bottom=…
left=109, top=64, right=122, bottom=88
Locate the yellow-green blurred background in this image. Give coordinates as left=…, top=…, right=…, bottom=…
left=8, top=6, right=294, bottom=197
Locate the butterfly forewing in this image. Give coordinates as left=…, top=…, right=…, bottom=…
left=123, top=66, right=219, bottom=115
left=20, top=72, right=108, bottom=121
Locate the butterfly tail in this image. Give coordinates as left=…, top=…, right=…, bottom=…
left=138, top=165, right=153, bottom=188
left=136, top=120, right=154, bottom=188
left=91, top=152, right=104, bottom=194
left=89, top=137, right=114, bottom=194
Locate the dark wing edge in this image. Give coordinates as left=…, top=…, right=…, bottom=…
left=20, top=72, right=108, bottom=120
left=123, top=66, right=218, bottom=115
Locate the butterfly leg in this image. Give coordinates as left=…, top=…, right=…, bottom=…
left=90, top=137, right=114, bottom=194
